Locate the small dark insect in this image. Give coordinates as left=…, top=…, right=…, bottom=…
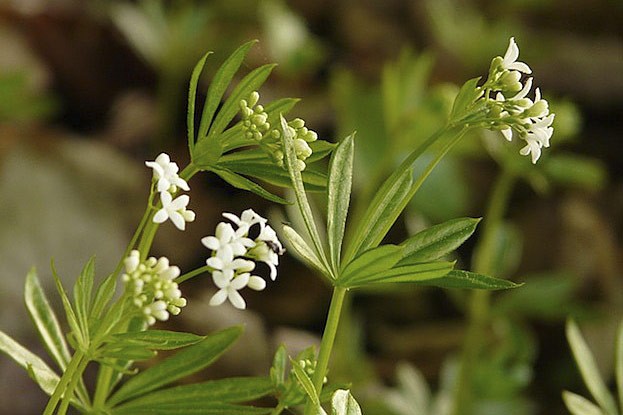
left=266, top=240, right=285, bottom=255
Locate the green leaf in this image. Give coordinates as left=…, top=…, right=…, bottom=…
left=24, top=268, right=71, bottom=372
left=113, top=377, right=272, bottom=413
left=99, top=346, right=157, bottom=361
left=207, top=63, right=277, bottom=141
left=0, top=330, right=60, bottom=396
left=108, top=326, right=243, bottom=406
left=281, top=115, right=331, bottom=276
left=270, top=345, right=287, bottom=387
left=112, top=403, right=272, bottom=415
left=331, top=390, right=362, bottom=415
left=108, top=330, right=205, bottom=351
left=398, top=217, right=480, bottom=264
left=74, top=257, right=96, bottom=339
left=344, top=166, right=413, bottom=262
left=342, top=261, right=453, bottom=288
left=617, top=320, right=623, bottom=414
left=543, top=154, right=607, bottom=191
left=209, top=166, right=289, bottom=204
left=220, top=97, right=300, bottom=152
left=283, top=225, right=331, bottom=278
left=91, top=273, right=117, bottom=320
left=187, top=51, right=212, bottom=152
left=290, top=357, right=320, bottom=407
left=219, top=149, right=328, bottom=192
left=450, top=77, right=483, bottom=120
left=562, top=391, right=605, bottom=415
left=327, top=134, right=355, bottom=271
left=51, top=262, right=86, bottom=348
left=338, top=245, right=404, bottom=286
left=424, top=270, right=521, bottom=290
left=566, top=319, right=619, bottom=415
left=197, top=40, right=257, bottom=142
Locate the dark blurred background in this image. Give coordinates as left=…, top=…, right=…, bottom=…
left=0, top=0, right=621, bottom=414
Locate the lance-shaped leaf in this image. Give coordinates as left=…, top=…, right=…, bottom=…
left=187, top=51, right=212, bottom=152
left=108, top=326, right=243, bottom=406
left=283, top=225, right=331, bottom=279
left=332, top=390, right=362, bottom=415
left=51, top=262, right=86, bottom=348
left=290, top=357, right=321, bottom=408
left=209, top=166, right=288, bottom=204
left=398, top=217, right=481, bottom=264
left=422, top=270, right=522, bottom=290
left=112, top=402, right=272, bottom=415
left=91, top=272, right=117, bottom=320
left=207, top=63, right=276, bottom=141
left=270, top=345, right=287, bottom=387
left=197, top=40, right=256, bottom=142
left=113, top=377, right=272, bottom=413
left=566, top=319, right=619, bottom=415
left=0, top=331, right=60, bottom=396
left=24, top=268, right=71, bottom=372
left=73, top=257, right=95, bottom=341
left=107, top=330, right=205, bottom=351
left=327, top=134, right=355, bottom=271
left=219, top=149, right=328, bottom=192
left=338, top=245, right=404, bottom=286
left=281, top=116, right=331, bottom=276
left=342, top=261, right=453, bottom=288
left=343, top=166, right=413, bottom=263
left=562, top=391, right=605, bottom=415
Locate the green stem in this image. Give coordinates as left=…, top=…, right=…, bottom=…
left=270, top=402, right=286, bottom=415
left=44, top=350, right=86, bottom=415
left=304, top=286, right=348, bottom=415
left=176, top=264, right=212, bottom=284
left=451, top=170, right=516, bottom=415
left=57, top=355, right=90, bottom=415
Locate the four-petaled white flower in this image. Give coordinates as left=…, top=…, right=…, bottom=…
left=201, top=222, right=254, bottom=257
left=153, top=191, right=195, bottom=231
left=209, top=272, right=267, bottom=309
left=145, top=153, right=190, bottom=193
left=206, top=244, right=256, bottom=280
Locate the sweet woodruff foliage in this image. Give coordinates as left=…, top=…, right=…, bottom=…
left=0, top=38, right=560, bottom=415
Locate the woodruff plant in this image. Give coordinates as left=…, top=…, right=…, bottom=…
left=0, top=38, right=551, bottom=414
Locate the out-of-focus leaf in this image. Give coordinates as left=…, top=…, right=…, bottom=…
left=331, top=390, right=362, bottom=415
left=270, top=345, right=287, bottom=387
left=108, top=326, right=243, bottom=406
left=566, top=320, right=619, bottom=415
left=543, top=154, right=607, bottom=191
left=112, top=402, right=272, bottom=415
left=399, top=217, right=480, bottom=264
left=24, top=268, right=71, bottom=372
left=562, top=391, right=605, bottom=415
left=0, top=330, right=60, bottom=396
left=449, top=77, right=483, bottom=120
left=616, top=320, right=623, bottom=412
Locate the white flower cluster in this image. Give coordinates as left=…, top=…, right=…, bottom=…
left=240, top=91, right=318, bottom=171
left=121, top=250, right=187, bottom=325
left=145, top=153, right=195, bottom=230
left=484, top=37, right=555, bottom=164
left=202, top=209, right=284, bottom=310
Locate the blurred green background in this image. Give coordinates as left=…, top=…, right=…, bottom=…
left=0, top=0, right=621, bottom=414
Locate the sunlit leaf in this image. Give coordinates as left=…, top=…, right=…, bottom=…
left=283, top=225, right=331, bottom=278
left=339, top=245, right=404, bottom=286
left=331, top=390, right=362, bottom=415
left=562, top=391, right=605, bottom=415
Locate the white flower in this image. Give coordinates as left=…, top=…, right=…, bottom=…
left=153, top=191, right=195, bottom=231
left=206, top=244, right=255, bottom=280
left=250, top=223, right=283, bottom=280
left=222, top=208, right=268, bottom=230
left=502, top=37, right=532, bottom=74
left=209, top=272, right=250, bottom=309
left=201, top=222, right=254, bottom=256
left=145, top=153, right=190, bottom=193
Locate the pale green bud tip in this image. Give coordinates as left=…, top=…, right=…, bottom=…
left=248, top=91, right=260, bottom=107
left=290, top=118, right=305, bottom=129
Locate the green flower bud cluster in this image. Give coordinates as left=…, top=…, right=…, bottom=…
left=240, top=92, right=318, bottom=171
left=121, top=250, right=187, bottom=325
